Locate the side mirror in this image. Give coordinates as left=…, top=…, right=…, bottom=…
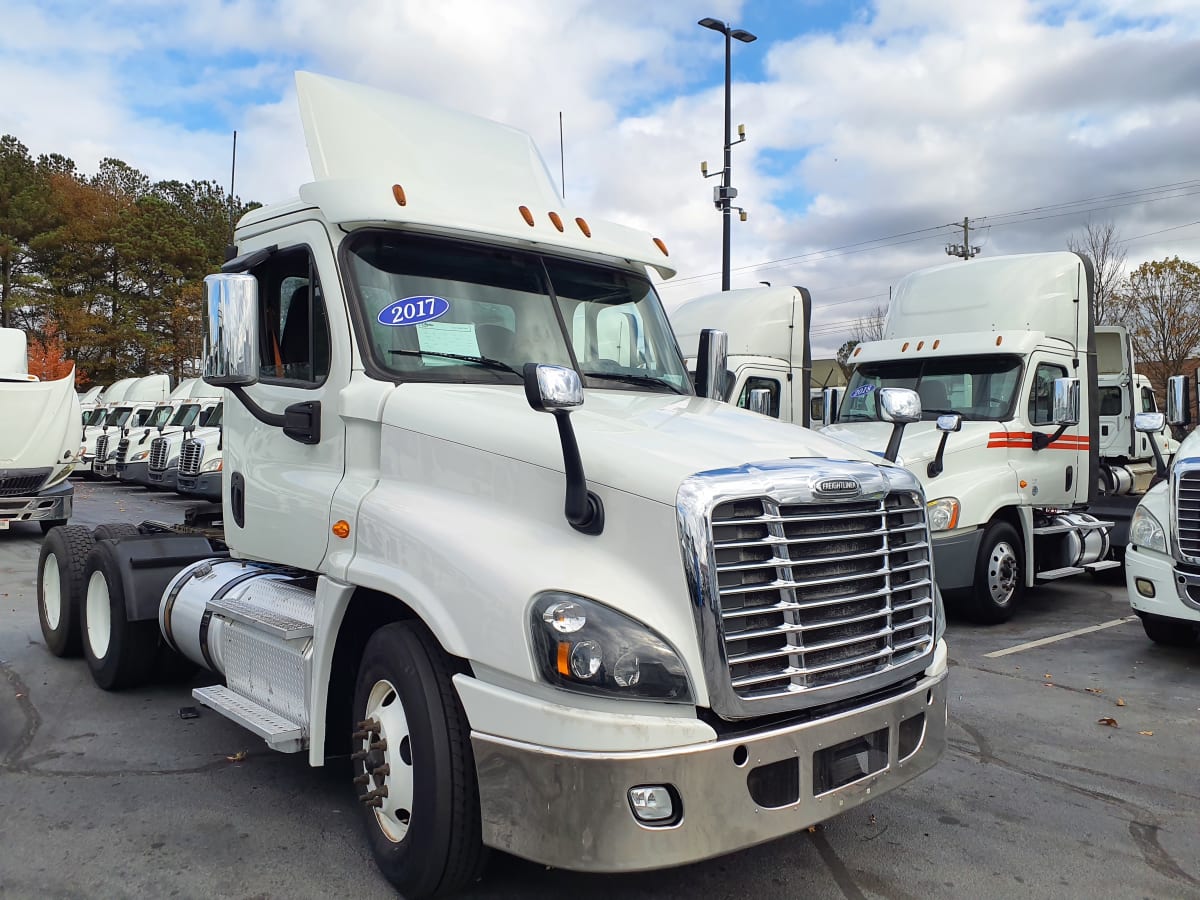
left=1052, top=377, right=1080, bottom=426
left=821, top=387, right=841, bottom=426
left=1134, top=411, right=1166, bottom=434
left=523, top=364, right=583, bottom=412
left=1167, top=375, right=1190, bottom=427
left=203, top=273, right=260, bottom=387
left=936, top=413, right=963, bottom=433
left=878, top=388, right=921, bottom=424
left=747, top=388, right=772, bottom=416
left=694, top=329, right=729, bottom=400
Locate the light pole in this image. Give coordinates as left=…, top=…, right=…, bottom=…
left=698, top=17, right=756, bottom=292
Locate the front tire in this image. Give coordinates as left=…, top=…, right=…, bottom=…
left=1140, top=613, right=1199, bottom=647
left=352, top=622, right=486, bottom=899
left=37, top=525, right=96, bottom=657
left=80, top=543, right=160, bottom=690
left=965, top=521, right=1024, bottom=624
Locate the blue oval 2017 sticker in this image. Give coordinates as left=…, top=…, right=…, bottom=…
left=850, top=384, right=876, bottom=399
left=377, top=295, right=449, bottom=327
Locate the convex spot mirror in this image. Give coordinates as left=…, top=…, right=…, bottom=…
left=936, top=413, right=963, bottom=433
left=1052, top=377, right=1080, bottom=426
left=1134, top=411, right=1166, bottom=434
left=524, top=364, right=583, bottom=412
left=878, top=387, right=921, bottom=424
left=203, top=273, right=259, bottom=387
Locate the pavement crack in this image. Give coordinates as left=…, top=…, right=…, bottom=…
left=808, top=828, right=868, bottom=900
left=1129, top=821, right=1200, bottom=888
left=0, top=656, right=41, bottom=770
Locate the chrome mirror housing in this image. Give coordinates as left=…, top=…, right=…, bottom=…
left=878, top=387, right=921, bottom=424
left=1167, top=375, right=1190, bottom=427
left=936, top=413, right=963, bottom=433
left=524, top=365, right=583, bottom=412
left=1134, top=411, right=1166, bottom=434
left=202, top=273, right=259, bottom=387
left=1052, top=377, right=1080, bottom=426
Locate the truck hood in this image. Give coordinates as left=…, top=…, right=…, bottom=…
left=821, top=419, right=996, bottom=474
left=0, top=370, right=82, bottom=468
left=384, top=384, right=888, bottom=505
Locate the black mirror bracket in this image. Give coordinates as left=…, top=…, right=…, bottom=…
left=1032, top=425, right=1068, bottom=451
left=552, top=410, right=605, bottom=536
left=927, top=432, right=952, bottom=477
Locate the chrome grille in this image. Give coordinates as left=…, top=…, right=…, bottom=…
left=1174, top=469, right=1200, bottom=563
left=149, top=437, right=170, bottom=473
left=95, top=434, right=110, bottom=464
left=0, top=468, right=50, bottom=497
left=179, top=439, right=204, bottom=476
left=710, top=491, right=934, bottom=703
left=116, top=437, right=131, bottom=463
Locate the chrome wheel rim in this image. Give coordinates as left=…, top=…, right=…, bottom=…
left=42, top=553, right=62, bottom=631
left=85, top=570, right=112, bottom=659
left=986, top=541, right=1019, bottom=606
left=360, top=679, right=414, bottom=843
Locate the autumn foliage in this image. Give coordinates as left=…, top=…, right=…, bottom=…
left=26, top=323, right=79, bottom=383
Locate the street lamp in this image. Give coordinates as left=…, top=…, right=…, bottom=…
left=698, top=17, right=756, bottom=291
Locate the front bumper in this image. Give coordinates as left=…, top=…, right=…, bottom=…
left=932, top=527, right=982, bottom=592
left=117, top=461, right=150, bottom=484
left=0, top=480, right=73, bottom=526
left=177, top=471, right=221, bottom=500
left=470, top=648, right=948, bottom=872
left=148, top=467, right=179, bottom=490
left=1126, top=545, right=1200, bottom=623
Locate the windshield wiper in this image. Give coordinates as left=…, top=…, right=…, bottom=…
left=583, top=371, right=684, bottom=394
left=389, top=349, right=520, bottom=376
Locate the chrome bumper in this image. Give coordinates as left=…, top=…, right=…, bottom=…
left=0, top=481, right=73, bottom=524
left=471, top=666, right=948, bottom=872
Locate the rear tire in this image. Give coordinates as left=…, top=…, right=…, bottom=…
left=965, top=521, right=1024, bottom=624
left=40, top=519, right=68, bottom=535
left=80, top=543, right=160, bottom=690
left=352, top=622, right=487, bottom=899
left=37, top=525, right=96, bottom=657
left=1140, top=613, right=1199, bottom=647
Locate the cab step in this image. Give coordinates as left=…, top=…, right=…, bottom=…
left=193, top=685, right=305, bottom=752
left=1036, top=566, right=1085, bottom=580
left=1084, top=559, right=1121, bottom=573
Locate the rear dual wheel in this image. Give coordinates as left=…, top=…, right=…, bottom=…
left=37, top=525, right=96, bottom=657
left=81, top=542, right=160, bottom=691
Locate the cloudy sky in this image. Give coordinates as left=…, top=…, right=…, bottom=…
left=3, top=0, right=1198, bottom=355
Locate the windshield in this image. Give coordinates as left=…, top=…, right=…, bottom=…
left=171, top=404, right=201, bottom=427
left=345, top=232, right=691, bottom=394
left=147, top=405, right=174, bottom=428
left=839, top=354, right=1023, bottom=423
left=201, top=403, right=223, bottom=427
left=107, top=406, right=133, bottom=427
left=83, top=408, right=106, bottom=426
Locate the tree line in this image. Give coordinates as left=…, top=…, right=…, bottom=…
left=0, top=134, right=257, bottom=386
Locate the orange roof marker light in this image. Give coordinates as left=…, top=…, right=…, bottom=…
left=917, top=341, right=925, bottom=350
left=575, top=217, right=592, bottom=237
left=548, top=211, right=564, bottom=232
left=391, top=184, right=407, bottom=206
left=996, top=335, right=1004, bottom=346
left=933, top=339, right=940, bottom=349
left=853, top=346, right=862, bottom=357
left=653, top=238, right=669, bottom=257
left=332, top=520, right=351, bottom=539
left=519, top=206, right=535, bottom=227
left=901, top=342, right=910, bottom=352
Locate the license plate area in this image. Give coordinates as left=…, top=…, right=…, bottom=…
left=813, top=726, right=889, bottom=795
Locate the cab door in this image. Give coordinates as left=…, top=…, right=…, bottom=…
left=1021, top=356, right=1082, bottom=506
left=222, top=221, right=348, bottom=570
left=730, top=364, right=791, bottom=422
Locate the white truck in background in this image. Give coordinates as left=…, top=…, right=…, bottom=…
left=118, top=378, right=222, bottom=488
left=92, top=374, right=172, bottom=478
left=36, top=73, right=947, bottom=897
left=820, top=252, right=1165, bottom=623
left=0, top=327, right=82, bottom=533
left=173, top=401, right=224, bottom=500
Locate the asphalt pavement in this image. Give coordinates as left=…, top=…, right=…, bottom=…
left=0, top=480, right=1197, bottom=899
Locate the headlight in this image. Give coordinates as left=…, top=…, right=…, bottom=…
left=130, top=450, right=150, bottom=461
left=530, top=592, right=693, bottom=703
left=1130, top=503, right=1166, bottom=553
left=201, top=458, right=223, bottom=473
left=927, top=497, right=960, bottom=532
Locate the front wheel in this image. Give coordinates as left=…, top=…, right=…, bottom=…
left=352, top=622, right=486, bottom=899
left=965, top=521, right=1024, bottom=624
left=1140, top=613, right=1199, bottom=647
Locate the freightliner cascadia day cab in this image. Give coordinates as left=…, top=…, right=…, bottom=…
left=36, top=73, right=948, bottom=897
left=92, top=374, right=172, bottom=478
left=820, top=252, right=1164, bottom=623
left=172, top=401, right=224, bottom=500
left=0, top=327, right=82, bottom=533
left=1124, top=378, right=1200, bottom=647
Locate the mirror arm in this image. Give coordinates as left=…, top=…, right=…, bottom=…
left=1032, top=425, right=1068, bottom=451
left=1149, top=433, right=1168, bottom=481
left=552, top=410, right=604, bottom=535
left=927, top=431, right=952, bottom=478
left=884, top=423, right=906, bottom=462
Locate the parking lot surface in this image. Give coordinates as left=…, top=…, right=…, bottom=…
left=1, top=480, right=1198, bottom=898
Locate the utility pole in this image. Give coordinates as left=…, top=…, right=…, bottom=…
left=945, top=216, right=979, bottom=260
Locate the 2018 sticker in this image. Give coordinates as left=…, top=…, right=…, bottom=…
left=850, top=384, right=876, bottom=399
left=377, top=295, right=449, bottom=327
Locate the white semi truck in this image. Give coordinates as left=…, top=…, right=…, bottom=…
left=92, top=374, right=172, bottom=478
left=172, top=402, right=224, bottom=500
left=0, top=327, right=82, bottom=533
left=36, top=73, right=948, bottom=897
left=1124, top=379, right=1200, bottom=646
left=820, top=252, right=1173, bottom=622
left=120, top=379, right=222, bottom=488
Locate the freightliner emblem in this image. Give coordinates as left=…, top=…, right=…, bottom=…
left=816, top=478, right=860, bottom=497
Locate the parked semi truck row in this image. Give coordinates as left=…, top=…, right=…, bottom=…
left=36, top=72, right=948, bottom=898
